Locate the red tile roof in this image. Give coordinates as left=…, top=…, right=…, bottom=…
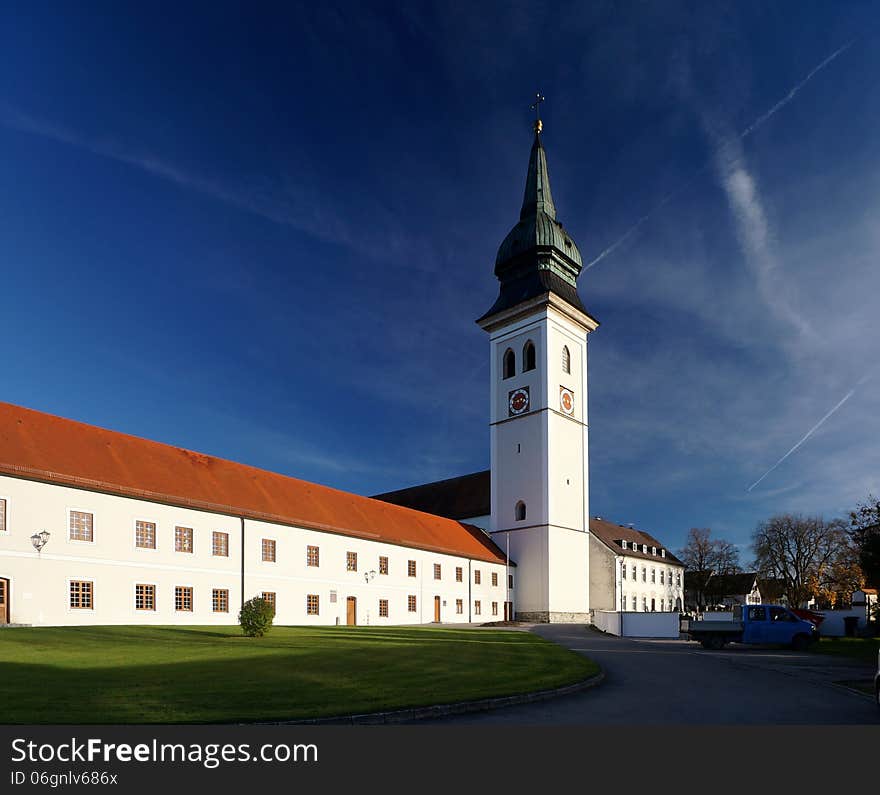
left=0, top=401, right=509, bottom=565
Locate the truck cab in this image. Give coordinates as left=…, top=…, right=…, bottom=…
left=742, top=605, right=816, bottom=648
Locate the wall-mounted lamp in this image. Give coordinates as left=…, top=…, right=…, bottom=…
left=31, top=530, right=51, bottom=553
left=364, top=570, right=376, bottom=584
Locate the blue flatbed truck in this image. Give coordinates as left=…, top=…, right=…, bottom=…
left=686, top=604, right=818, bottom=651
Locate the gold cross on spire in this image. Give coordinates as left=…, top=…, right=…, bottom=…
left=531, top=92, right=545, bottom=134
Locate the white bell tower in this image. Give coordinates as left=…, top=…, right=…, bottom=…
left=477, top=117, right=599, bottom=622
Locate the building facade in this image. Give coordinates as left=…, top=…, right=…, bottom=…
left=0, top=404, right=512, bottom=627
left=588, top=519, right=685, bottom=614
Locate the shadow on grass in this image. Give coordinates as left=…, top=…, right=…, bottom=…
left=0, top=627, right=597, bottom=724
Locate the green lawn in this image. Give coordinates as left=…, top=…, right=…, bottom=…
left=0, top=625, right=599, bottom=724
left=811, top=636, right=880, bottom=664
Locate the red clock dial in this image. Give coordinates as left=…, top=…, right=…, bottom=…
left=560, top=387, right=574, bottom=415
left=508, top=387, right=530, bottom=416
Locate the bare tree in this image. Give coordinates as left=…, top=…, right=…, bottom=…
left=679, top=528, right=742, bottom=610
left=751, top=514, right=855, bottom=608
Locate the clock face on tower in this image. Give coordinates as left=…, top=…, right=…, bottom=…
left=508, top=387, right=530, bottom=417
left=560, top=386, right=575, bottom=415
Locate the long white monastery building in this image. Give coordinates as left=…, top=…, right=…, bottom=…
left=0, top=117, right=682, bottom=627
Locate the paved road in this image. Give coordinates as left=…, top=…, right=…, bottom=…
left=425, top=625, right=879, bottom=724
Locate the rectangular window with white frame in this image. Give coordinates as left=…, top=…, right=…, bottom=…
left=0, top=497, right=8, bottom=534
left=69, top=510, right=94, bottom=542
left=135, top=583, right=156, bottom=611
left=175, top=526, right=193, bottom=553
left=135, top=520, right=156, bottom=549
left=175, top=586, right=193, bottom=612
left=70, top=580, right=93, bottom=609
left=212, top=589, right=229, bottom=613
left=212, top=531, right=229, bottom=557
left=262, top=538, right=276, bottom=563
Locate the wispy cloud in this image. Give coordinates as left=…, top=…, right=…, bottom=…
left=583, top=39, right=856, bottom=272
left=0, top=104, right=437, bottom=270
left=710, top=134, right=814, bottom=339
left=746, top=380, right=864, bottom=492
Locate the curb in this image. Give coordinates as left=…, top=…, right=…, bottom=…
left=262, top=670, right=605, bottom=725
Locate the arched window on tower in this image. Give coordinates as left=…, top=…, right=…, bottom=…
left=523, top=340, right=536, bottom=372
left=502, top=348, right=515, bottom=379
left=562, top=345, right=570, bottom=374
left=515, top=501, right=527, bottom=521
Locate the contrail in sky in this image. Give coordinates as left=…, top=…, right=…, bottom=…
left=584, top=39, right=855, bottom=271
left=746, top=374, right=868, bottom=493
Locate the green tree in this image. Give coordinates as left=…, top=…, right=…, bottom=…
left=849, top=494, right=880, bottom=588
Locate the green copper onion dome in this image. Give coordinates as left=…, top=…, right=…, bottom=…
left=481, top=124, right=586, bottom=320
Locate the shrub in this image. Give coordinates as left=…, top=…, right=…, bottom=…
left=238, top=597, right=275, bottom=637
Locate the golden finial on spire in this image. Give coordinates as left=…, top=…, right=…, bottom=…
left=531, top=92, right=545, bottom=133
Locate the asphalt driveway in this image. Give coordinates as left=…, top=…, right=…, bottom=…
left=423, top=624, right=879, bottom=724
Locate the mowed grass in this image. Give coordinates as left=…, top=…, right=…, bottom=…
left=0, top=625, right=598, bottom=724
left=812, top=636, right=880, bottom=664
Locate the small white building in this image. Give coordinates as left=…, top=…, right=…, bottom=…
left=588, top=518, right=685, bottom=614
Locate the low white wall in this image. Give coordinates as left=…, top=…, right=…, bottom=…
left=622, top=611, right=680, bottom=638
left=593, top=610, right=621, bottom=635
left=816, top=607, right=869, bottom=637
left=594, top=610, right=680, bottom=638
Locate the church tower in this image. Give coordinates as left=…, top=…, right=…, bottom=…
left=477, top=114, right=599, bottom=623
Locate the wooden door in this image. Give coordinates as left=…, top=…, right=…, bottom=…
left=346, top=596, right=356, bottom=626
left=434, top=595, right=441, bottom=622
left=504, top=601, right=513, bottom=621
left=0, top=578, right=8, bottom=624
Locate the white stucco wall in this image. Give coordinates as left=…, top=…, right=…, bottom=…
left=485, top=301, right=594, bottom=620
left=0, top=474, right=512, bottom=627
left=615, top=550, right=684, bottom=613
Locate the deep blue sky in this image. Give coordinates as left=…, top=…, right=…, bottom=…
left=1, top=2, right=878, bottom=561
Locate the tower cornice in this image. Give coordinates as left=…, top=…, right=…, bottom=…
left=477, top=290, right=599, bottom=335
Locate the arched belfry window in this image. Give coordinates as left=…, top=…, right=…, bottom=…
left=515, top=501, right=526, bottom=521
left=523, top=340, right=536, bottom=372
left=562, top=345, right=570, bottom=374
left=502, top=348, right=515, bottom=380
